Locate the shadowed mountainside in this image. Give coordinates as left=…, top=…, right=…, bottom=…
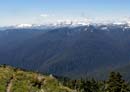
left=0, top=25, right=130, bottom=79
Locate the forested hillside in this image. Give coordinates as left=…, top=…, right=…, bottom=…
left=0, top=24, right=130, bottom=79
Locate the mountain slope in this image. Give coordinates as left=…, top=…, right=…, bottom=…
left=0, top=65, right=73, bottom=92
left=0, top=24, right=130, bottom=79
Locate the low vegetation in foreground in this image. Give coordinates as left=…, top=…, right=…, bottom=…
left=0, top=65, right=130, bottom=92
left=0, top=65, right=74, bottom=92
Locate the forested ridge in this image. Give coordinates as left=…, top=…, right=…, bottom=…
left=0, top=24, right=130, bottom=79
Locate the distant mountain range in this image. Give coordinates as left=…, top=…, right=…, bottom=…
left=0, top=23, right=130, bottom=79
left=0, top=20, right=130, bottom=30
left=0, top=20, right=91, bottom=30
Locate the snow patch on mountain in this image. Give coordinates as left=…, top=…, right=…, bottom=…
left=16, top=24, right=33, bottom=28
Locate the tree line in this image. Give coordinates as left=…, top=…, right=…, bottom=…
left=59, top=72, right=130, bottom=92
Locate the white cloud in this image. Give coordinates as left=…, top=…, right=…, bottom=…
left=40, top=14, right=49, bottom=18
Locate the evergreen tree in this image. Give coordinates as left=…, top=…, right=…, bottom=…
left=105, top=72, right=130, bottom=92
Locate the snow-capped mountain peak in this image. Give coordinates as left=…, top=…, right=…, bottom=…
left=56, top=19, right=91, bottom=27
left=16, top=24, right=33, bottom=28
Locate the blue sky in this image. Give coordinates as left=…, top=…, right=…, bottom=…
left=0, top=0, right=130, bottom=26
